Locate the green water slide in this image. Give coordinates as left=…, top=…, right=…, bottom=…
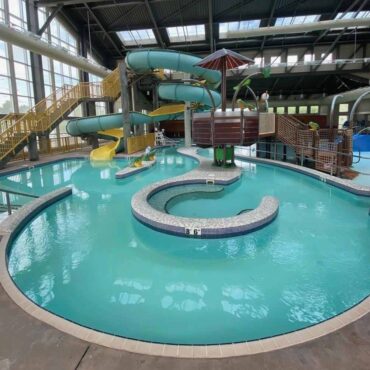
left=66, top=49, right=221, bottom=136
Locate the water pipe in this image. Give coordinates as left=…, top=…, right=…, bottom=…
left=329, top=94, right=343, bottom=128
left=349, top=89, right=370, bottom=123
left=231, top=72, right=262, bottom=112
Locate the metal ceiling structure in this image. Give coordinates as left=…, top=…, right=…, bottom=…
left=35, top=0, right=370, bottom=98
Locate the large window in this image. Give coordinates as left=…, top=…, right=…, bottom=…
left=38, top=7, right=79, bottom=96
left=338, top=103, right=349, bottom=128
left=335, top=11, right=370, bottom=20
left=304, top=54, right=314, bottom=63
left=13, top=45, right=34, bottom=112
left=321, top=53, right=333, bottom=64
left=287, top=55, right=298, bottom=66
left=166, top=25, right=205, bottom=43
left=8, top=0, right=28, bottom=30
left=87, top=54, right=106, bottom=116
left=117, top=29, right=156, bottom=46
left=0, top=0, right=5, bottom=22
left=219, top=20, right=260, bottom=39
left=254, top=57, right=264, bottom=67
left=270, top=56, right=281, bottom=66
left=0, top=0, right=34, bottom=113
left=275, top=15, right=320, bottom=26
left=310, top=105, right=319, bottom=114
left=0, top=40, right=14, bottom=113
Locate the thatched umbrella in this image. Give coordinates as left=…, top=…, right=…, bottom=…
left=195, top=49, right=254, bottom=111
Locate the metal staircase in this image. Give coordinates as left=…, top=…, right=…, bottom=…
left=155, top=130, right=178, bottom=147
left=0, top=68, right=120, bottom=167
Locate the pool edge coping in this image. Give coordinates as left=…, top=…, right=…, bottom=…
left=132, top=147, right=278, bottom=238
left=235, top=154, right=370, bottom=196
left=0, top=151, right=369, bottom=358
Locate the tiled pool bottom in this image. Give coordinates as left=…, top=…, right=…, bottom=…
left=352, top=152, right=370, bottom=186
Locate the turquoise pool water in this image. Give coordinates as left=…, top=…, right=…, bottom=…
left=352, top=151, right=370, bottom=186
left=4, top=147, right=370, bottom=345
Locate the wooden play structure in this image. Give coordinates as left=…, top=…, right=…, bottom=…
left=276, top=115, right=353, bottom=175
left=191, top=111, right=353, bottom=176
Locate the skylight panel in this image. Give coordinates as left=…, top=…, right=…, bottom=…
left=335, top=11, right=370, bottom=19
left=332, top=11, right=370, bottom=30
left=219, top=20, right=260, bottom=39
left=275, top=15, right=320, bottom=26
left=166, top=25, right=205, bottom=43
left=117, top=29, right=156, bottom=46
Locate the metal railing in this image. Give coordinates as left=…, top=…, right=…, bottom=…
left=11, top=134, right=90, bottom=162
left=0, top=187, right=39, bottom=215
left=0, top=68, right=120, bottom=162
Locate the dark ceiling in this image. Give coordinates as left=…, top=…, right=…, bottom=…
left=35, top=0, right=370, bottom=98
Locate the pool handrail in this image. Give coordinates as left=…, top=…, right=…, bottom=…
left=0, top=187, right=39, bottom=215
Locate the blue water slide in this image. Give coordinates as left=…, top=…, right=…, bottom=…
left=353, top=128, right=370, bottom=152
left=67, top=49, right=222, bottom=136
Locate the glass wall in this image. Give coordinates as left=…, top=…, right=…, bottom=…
left=88, top=53, right=106, bottom=116
left=0, top=0, right=34, bottom=113
left=0, top=40, right=14, bottom=113
left=38, top=6, right=79, bottom=97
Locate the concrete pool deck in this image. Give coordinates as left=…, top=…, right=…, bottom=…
left=0, top=149, right=370, bottom=369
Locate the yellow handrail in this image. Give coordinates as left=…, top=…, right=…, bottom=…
left=0, top=68, right=120, bottom=162
left=0, top=113, right=23, bottom=135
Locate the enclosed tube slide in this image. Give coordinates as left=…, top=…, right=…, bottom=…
left=66, top=50, right=221, bottom=159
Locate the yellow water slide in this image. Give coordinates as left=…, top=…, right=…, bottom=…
left=90, top=128, right=124, bottom=161
left=89, top=105, right=185, bottom=161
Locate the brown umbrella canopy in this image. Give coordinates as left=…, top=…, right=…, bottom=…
left=195, top=49, right=254, bottom=111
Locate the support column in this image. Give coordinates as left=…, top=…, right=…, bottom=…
left=106, top=101, right=114, bottom=114
left=131, top=81, right=144, bottom=136
left=266, top=137, right=271, bottom=159
left=152, top=82, right=159, bottom=110
left=26, top=0, right=45, bottom=105
left=119, top=61, right=131, bottom=154
left=27, top=1, right=50, bottom=158
left=87, top=134, right=99, bottom=149
left=184, top=102, right=192, bottom=147
left=28, top=134, right=39, bottom=161
left=38, top=133, right=50, bottom=153
left=184, top=74, right=192, bottom=147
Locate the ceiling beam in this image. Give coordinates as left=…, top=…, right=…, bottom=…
left=71, top=0, right=169, bottom=10
left=36, top=0, right=105, bottom=6
left=206, top=18, right=370, bottom=40
left=215, top=0, right=254, bottom=19
left=105, top=5, right=141, bottom=30
left=286, top=0, right=347, bottom=73
left=37, top=4, right=63, bottom=36
left=269, top=77, right=280, bottom=94
left=260, top=0, right=278, bottom=51
left=338, top=44, right=364, bottom=71
left=208, top=0, right=214, bottom=52
left=314, top=0, right=362, bottom=45
left=144, top=0, right=165, bottom=48
left=159, top=0, right=199, bottom=24
left=84, top=2, right=124, bottom=56
left=312, top=0, right=367, bottom=72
